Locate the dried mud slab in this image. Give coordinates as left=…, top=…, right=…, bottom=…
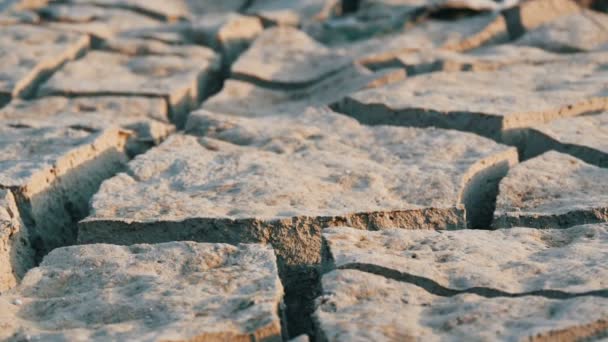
left=39, top=4, right=161, bottom=39
left=37, top=39, right=221, bottom=127
left=516, top=9, right=608, bottom=52
left=364, top=44, right=561, bottom=74
left=523, top=112, right=608, bottom=167
left=205, top=65, right=405, bottom=117
left=502, top=0, right=583, bottom=39
left=65, top=0, right=248, bottom=20
left=189, top=14, right=264, bottom=66
left=314, top=269, right=608, bottom=342
left=0, top=96, right=173, bottom=155
left=121, top=14, right=264, bottom=66
left=336, top=13, right=508, bottom=63
left=0, top=241, right=284, bottom=341
left=0, top=190, right=34, bottom=293
left=81, top=107, right=515, bottom=336
left=231, top=26, right=353, bottom=88
left=306, top=0, right=504, bottom=44
left=335, top=52, right=608, bottom=140
left=322, top=225, right=608, bottom=294
left=0, top=25, right=89, bottom=102
left=245, top=0, right=339, bottom=26
left=494, top=151, right=608, bottom=229
left=0, top=123, right=130, bottom=258
left=81, top=108, right=516, bottom=265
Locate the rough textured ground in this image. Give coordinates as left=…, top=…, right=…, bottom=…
left=0, top=242, right=284, bottom=341
left=494, top=151, right=608, bottom=228
left=1, top=0, right=607, bottom=340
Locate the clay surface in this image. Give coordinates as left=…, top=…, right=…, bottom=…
left=37, top=40, right=221, bottom=126
left=0, top=24, right=89, bottom=99
left=205, top=66, right=405, bottom=117
left=81, top=108, right=516, bottom=265
left=231, top=26, right=353, bottom=87
left=0, top=96, right=173, bottom=155
left=322, top=225, right=608, bottom=294
left=40, top=4, right=161, bottom=39
left=336, top=52, right=608, bottom=139
left=494, top=151, right=608, bottom=228
left=315, top=269, right=608, bottom=342
left=0, top=241, right=284, bottom=341
left=523, top=112, right=608, bottom=167
left=516, top=9, right=608, bottom=52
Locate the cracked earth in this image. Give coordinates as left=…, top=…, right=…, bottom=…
left=0, top=0, right=607, bottom=341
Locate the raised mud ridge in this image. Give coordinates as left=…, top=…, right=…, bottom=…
left=1, top=0, right=608, bottom=340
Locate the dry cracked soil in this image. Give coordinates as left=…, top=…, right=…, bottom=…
left=0, top=0, right=607, bottom=341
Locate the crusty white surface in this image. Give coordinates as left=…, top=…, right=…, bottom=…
left=322, top=225, right=608, bottom=293
left=0, top=241, right=284, bottom=341
left=86, top=108, right=515, bottom=222
left=314, top=269, right=608, bottom=342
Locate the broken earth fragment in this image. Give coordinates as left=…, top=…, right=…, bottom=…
left=0, top=24, right=89, bottom=102
left=81, top=107, right=517, bottom=263
left=0, top=96, right=173, bottom=155
left=0, top=190, right=34, bottom=293
left=63, top=0, right=248, bottom=21
left=39, top=4, right=161, bottom=40
left=523, top=112, right=608, bottom=167
left=37, top=39, right=221, bottom=127
left=515, top=9, right=608, bottom=52
left=205, top=66, right=404, bottom=117
left=0, top=241, right=284, bottom=341
left=314, top=269, right=608, bottom=342
left=335, top=53, right=608, bottom=140
left=0, top=123, right=130, bottom=259
left=363, top=44, right=561, bottom=74
left=231, top=26, right=353, bottom=88
left=322, top=225, right=608, bottom=294
left=494, top=151, right=608, bottom=229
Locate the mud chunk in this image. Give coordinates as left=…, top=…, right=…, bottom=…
left=322, top=225, right=608, bottom=294
left=81, top=108, right=516, bottom=264
left=0, top=241, right=284, bottom=341
left=0, top=25, right=89, bottom=102
left=494, top=151, right=608, bottom=229
left=206, top=65, right=404, bottom=117
left=37, top=39, right=221, bottom=127
left=314, top=269, right=608, bottom=341
left=336, top=52, right=608, bottom=140
left=523, top=112, right=608, bottom=167
left=0, top=122, right=130, bottom=258
left=39, top=4, right=161, bottom=39
left=0, top=96, right=173, bottom=155
left=231, top=26, right=353, bottom=88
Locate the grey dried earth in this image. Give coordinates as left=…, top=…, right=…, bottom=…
left=0, top=0, right=607, bottom=341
